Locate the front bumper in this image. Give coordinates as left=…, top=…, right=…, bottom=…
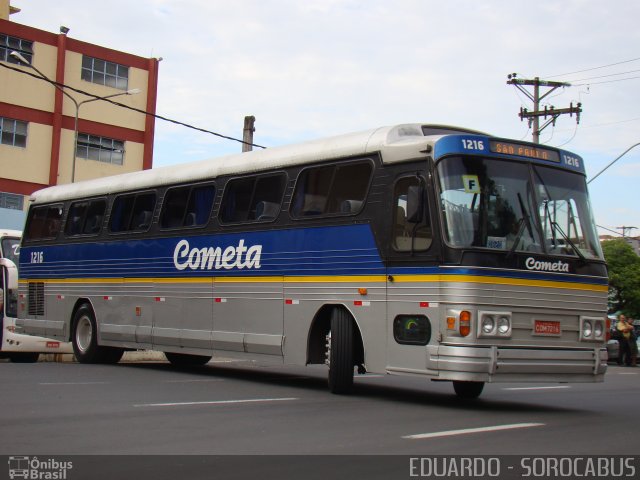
left=428, top=344, right=607, bottom=383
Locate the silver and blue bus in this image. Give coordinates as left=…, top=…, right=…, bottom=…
left=16, top=124, right=608, bottom=397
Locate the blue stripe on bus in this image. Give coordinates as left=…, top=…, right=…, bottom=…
left=19, top=224, right=386, bottom=279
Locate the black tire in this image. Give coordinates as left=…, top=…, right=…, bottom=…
left=164, top=352, right=211, bottom=367
left=101, top=347, right=125, bottom=364
left=9, top=352, right=40, bottom=363
left=328, top=308, right=355, bottom=394
left=71, top=304, right=123, bottom=364
left=453, top=381, right=485, bottom=399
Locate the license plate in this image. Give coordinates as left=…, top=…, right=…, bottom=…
left=534, top=320, right=561, bottom=336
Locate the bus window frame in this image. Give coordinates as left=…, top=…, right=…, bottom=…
left=218, top=171, right=287, bottom=226
left=289, top=158, right=374, bottom=220
left=108, top=190, right=157, bottom=235
left=64, top=197, right=108, bottom=238
left=391, top=173, right=433, bottom=253
left=159, top=181, right=216, bottom=231
left=23, top=203, right=64, bottom=244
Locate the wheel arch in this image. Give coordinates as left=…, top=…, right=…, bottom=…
left=306, top=303, right=365, bottom=366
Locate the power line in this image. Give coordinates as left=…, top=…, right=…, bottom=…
left=572, top=75, right=640, bottom=87
left=564, top=68, right=640, bottom=83
left=0, top=62, right=267, bottom=150
left=546, top=56, right=640, bottom=79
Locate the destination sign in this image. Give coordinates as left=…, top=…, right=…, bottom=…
left=489, top=140, right=560, bottom=163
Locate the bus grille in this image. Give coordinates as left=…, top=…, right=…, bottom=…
left=28, top=282, right=45, bottom=316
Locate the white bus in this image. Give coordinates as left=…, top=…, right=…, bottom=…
left=0, top=229, right=72, bottom=362
left=16, top=124, right=608, bottom=397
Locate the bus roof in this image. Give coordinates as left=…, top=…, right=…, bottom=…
left=31, top=124, right=486, bottom=205
left=0, top=229, right=21, bottom=239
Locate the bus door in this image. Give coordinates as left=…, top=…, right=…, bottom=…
left=386, top=174, right=440, bottom=373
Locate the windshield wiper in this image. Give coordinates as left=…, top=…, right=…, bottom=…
left=506, top=193, right=534, bottom=258
left=506, top=217, right=526, bottom=259
left=550, top=220, right=586, bottom=262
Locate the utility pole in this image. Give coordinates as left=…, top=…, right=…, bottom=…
left=242, top=115, right=256, bottom=152
left=507, top=74, right=582, bottom=144
left=618, top=226, right=637, bottom=237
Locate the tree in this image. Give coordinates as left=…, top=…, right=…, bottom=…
left=602, top=239, right=640, bottom=317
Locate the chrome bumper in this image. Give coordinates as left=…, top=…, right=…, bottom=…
left=427, top=345, right=607, bottom=383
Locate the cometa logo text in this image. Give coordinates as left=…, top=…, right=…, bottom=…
left=525, top=257, right=569, bottom=273
left=173, top=239, right=262, bottom=271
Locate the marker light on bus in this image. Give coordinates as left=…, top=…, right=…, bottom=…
left=459, top=311, right=471, bottom=337
left=579, top=317, right=606, bottom=342
left=477, top=311, right=512, bottom=338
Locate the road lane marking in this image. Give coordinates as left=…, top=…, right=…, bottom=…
left=39, top=382, right=110, bottom=385
left=503, top=386, right=571, bottom=391
left=133, top=397, right=299, bottom=408
left=164, top=379, right=224, bottom=383
left=403, top=423, right=545, bottom=440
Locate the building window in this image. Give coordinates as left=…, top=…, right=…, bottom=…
left=0, top=192, right=25, bottom=211
left=81, top=55, right=129, bottom=90
left=0, top=34, right=33, bottom=64
left=0, top=117, right=27, bottom=148
left=76, top=134, right=124, bottom=165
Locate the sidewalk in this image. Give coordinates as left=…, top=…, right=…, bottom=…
left=39, top=350, right=167, bottom=363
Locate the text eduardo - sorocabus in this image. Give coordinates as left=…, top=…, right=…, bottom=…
left=173, top=239, right=262, bottom=271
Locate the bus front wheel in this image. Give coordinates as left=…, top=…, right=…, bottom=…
left=453, top=381, right=484, bottom=399
left=327, top=308, right=355, bottom=394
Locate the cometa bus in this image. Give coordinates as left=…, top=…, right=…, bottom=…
left=16, top=124, right=608, bottom=398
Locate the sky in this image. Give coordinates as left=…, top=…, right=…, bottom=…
left=11, top=0, right=640, bottom=237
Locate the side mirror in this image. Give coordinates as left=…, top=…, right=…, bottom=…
left=406, top=185, right=425, bottom=223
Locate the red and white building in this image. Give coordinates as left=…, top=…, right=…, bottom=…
left=0, top=1, right=159, bottom=228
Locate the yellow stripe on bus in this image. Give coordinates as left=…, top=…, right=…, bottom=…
left=19, top=274, right=607, bottom=292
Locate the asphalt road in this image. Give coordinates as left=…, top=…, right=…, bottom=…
left=1, top=357, right=637, bottom=457
left=2, top=357, right=639, bottom=480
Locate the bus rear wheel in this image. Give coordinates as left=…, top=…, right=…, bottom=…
left=453, top=381, right=485, bottom=399
left=71, top=305, right=123, bottom=364
left=327, top=308, right=355, bottom=394
left=164, top=352, right=211, bottom=367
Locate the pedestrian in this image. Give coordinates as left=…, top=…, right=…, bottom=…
left=616, top=314, right=637, bottom=367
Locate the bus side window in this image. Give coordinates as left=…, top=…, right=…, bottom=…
left=291, top=161, right=372, bottom=217
left=220, top=173, right=285, bottom=224
left=83, top=200, right=106, bottom=234
left=25, top=205, right=63, bottom=241
left=161, top=184, right=215, bottom=229
left=392, top=177, right=432, bottom=252
left=65, top=199, right=106, bottom=236
left=110, top=192, right=156, bottom=233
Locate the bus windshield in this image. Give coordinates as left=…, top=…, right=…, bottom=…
left=437, top=156, right=603, bottom=259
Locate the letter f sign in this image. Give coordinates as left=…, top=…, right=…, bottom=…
left=462, top=175, right=481, bottom=194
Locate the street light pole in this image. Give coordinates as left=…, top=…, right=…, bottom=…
left=9, top=51, right=140, bottom=183
left=587, top=142, right=640, bottom=185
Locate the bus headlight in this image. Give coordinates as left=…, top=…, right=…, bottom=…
left=478, top=311, right=511, bottom=338
left=583, top=320, right=593, bottom=338
left=482, top=316, right=495, bottom=334
left=594, top=321, right=604, bottom=339
left=580, top=317, right=605, bottom=342
left=498, top=316, right=511, bottom=335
